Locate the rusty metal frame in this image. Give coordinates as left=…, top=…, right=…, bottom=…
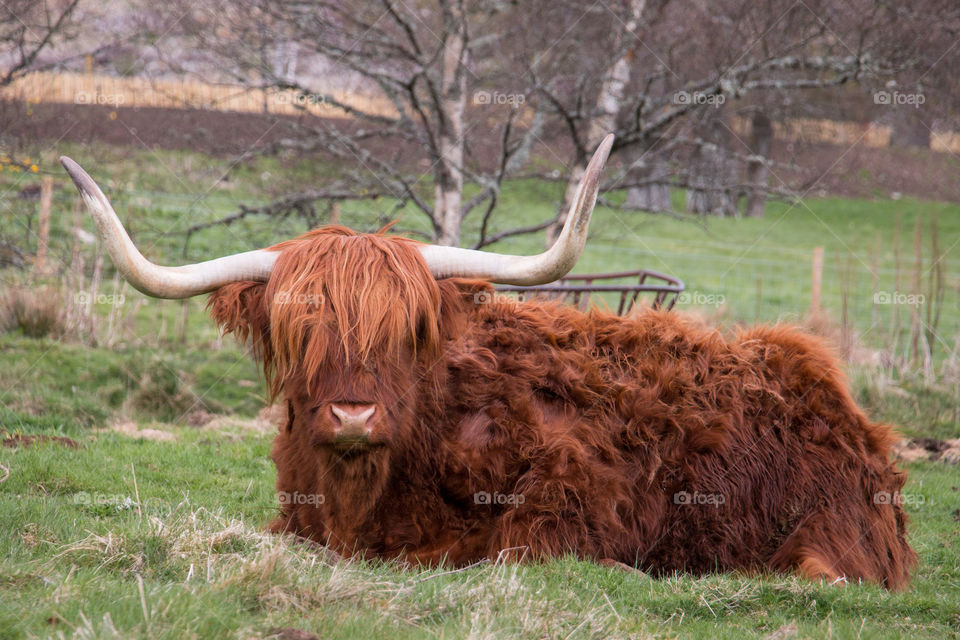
left=495, top=269, right=685, bottom=315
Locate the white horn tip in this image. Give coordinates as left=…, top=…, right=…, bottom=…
left=591, top=134, right=615, bottom=169
left=60, top=156, right=101, bottom=200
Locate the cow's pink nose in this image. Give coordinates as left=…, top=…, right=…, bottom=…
left=329, top=403, right=377, bottom=439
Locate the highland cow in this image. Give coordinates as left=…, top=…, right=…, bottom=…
left=62, top=135, right=916, bottom=589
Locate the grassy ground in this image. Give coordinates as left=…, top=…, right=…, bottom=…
left=3, top=141, right=959, bottom=351
left=1, top=143, right=960, bottom=638
left=1, top=415, right=958, bottom=639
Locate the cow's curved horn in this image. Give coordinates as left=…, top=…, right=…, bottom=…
left=418, top=133, right=613, bottom=285
left=62, top=133, right=612, bottom=297
left=60, top=156, right=278, bottom=299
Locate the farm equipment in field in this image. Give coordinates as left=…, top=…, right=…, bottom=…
left=496, top=269, right=684, bottom=315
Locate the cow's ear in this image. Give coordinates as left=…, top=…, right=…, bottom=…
left=436, top=278, right=493, bottom=340
left=207, top=282, right=272, bottom=365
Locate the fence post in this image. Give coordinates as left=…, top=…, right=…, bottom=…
left=811, top=246, right=824, bottom=316
left=35, top=176, right=54, bottom=274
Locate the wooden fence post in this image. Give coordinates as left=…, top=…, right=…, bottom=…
left=35, top=176, right=54, bottom=274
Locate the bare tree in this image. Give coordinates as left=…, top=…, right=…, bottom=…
left=432, top=1, right=469, bottom=245
left=528, top=0, right=959, bottom=226
left=0, top=0, right=82, bottom=87
left=143, top=0, right=549, bottom=246
left=878, top=4, right=960, bottom=149
left=541, top=0, right=647, bottom=244
left=141, top=0, right=960, bottom=248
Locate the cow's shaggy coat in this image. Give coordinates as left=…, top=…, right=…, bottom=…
left=209, top=227, right=916, bottom=589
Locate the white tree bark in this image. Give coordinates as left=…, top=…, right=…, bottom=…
left=435, top=0, right=469, bottom=246
left=545, top=0, right=646, bottom=247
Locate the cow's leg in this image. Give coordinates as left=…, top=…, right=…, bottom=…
left=770, top=504, right=914, bottom=590
left=268, top=510, right=300, bottom=534
left=487, top=506, right=603, bottom=562
left=488, top=513, right=637, bottom=569
left=771, top=532, right=844, bottom=584
left=393, top=527, right=494, bottom=568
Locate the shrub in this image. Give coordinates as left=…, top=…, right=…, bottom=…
left=0, top=285, right=67, bottom=339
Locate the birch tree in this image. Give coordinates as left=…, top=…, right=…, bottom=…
left=529, top=0, right=959, bottom=226
left=543, top=0, right=646, bottom=245
left=142, top=0, right=960, bottom=247
left=147, top=0, right=542, bottom=246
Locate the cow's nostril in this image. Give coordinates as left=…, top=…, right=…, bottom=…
left=329, top=403, right=377, bottom=438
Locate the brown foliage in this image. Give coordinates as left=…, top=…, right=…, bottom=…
left=208, top=227, right=916, bottom=589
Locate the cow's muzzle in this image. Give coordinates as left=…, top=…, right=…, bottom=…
left=328, top=403, right=379, bottom=447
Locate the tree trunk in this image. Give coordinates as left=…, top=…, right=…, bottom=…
left=685, top=155, right=710, bottom=214
left=550, top=163, right=586, bottom=245
left=546, top=0, right=646, bottom=247
left=435, top=1, right=469, bottom=246
left=889, top=106, right=931, bottom=148
left=625, top=182, right=672, bottom=212
left=624, top=157, right=672, bottom=213
left=686, top=159, right=737, bottom=215
left=686, top=117, right=737, bottom=216
left=745, top=111, right=772, bottom=217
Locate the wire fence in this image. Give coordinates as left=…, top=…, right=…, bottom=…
left=583, top=240, right=960, bottom=361
left=4, top=183, right=958, bottom=362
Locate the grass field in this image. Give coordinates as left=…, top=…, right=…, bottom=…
left=0, top=422, right=958, bottom=639
left=4, top=141, right=959, bottom=346
left=1, top=143, right=959, bottom=638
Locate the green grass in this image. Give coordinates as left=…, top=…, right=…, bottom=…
left=1, top=141, right=960, bottom=638
left=0, top=334, right=263, bottom=428
left=3, top=141, right=958, bottom=355
left=1, top=418, right=959, bottom=639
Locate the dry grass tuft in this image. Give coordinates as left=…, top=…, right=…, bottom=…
left=0, top=284, right=68, bottom=339
left=49, top=505, right=636, bottom=638
left=101, top=420, right=178, bottom=442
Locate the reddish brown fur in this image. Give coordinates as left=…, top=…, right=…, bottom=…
left=208, top=227, right=916, bottom=589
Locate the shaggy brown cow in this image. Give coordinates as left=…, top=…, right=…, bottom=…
left=62, top=135, right=915, bottom=589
